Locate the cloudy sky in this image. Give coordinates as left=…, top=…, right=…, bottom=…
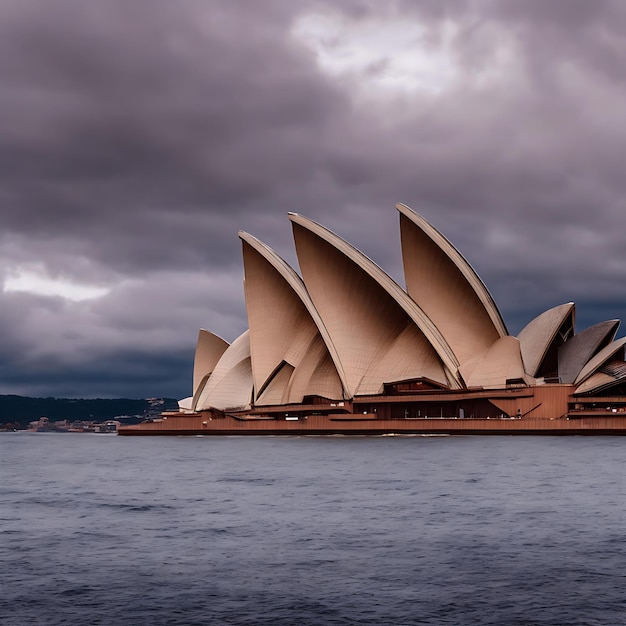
left=2, top=0, right=626, bottom=399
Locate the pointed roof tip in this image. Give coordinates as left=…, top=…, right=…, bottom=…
left=396, top=202, right=429, bottom=221
left=239, top=230, right=264, bottom=245
left=239, top=230, right=259, bottom=244
left=287, top=211, right=316, bottom=227
left=396, top=202, right=415, bottom=216
left=240, top=232, right=290, bottom=262
left=518, top=302, right=575, bottom=337
left=288, top=212, right=310, bottom=226
left=198, top=328, right=230, bottom=343
left=396, top=203, right=445, bottom=237
left=239, top=231, right=268, bottom=251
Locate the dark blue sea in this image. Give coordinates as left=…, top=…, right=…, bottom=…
left=1, top=433, right=624, bottom=625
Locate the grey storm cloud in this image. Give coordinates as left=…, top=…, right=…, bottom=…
left=2, top=0, right=626, bottom=397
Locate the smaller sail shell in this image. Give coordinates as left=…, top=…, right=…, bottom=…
left=518, top=303, right=575, bottom=377
left=575, top=337, right=626, bottom=386
left=193, top=330, right=229, bottom=395
left=558, top=320, right=619, bottom=384
left=195, top=331, right=253, bottom=411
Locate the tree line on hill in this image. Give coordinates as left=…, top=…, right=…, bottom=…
left=0, top=395, right=179, bottom=430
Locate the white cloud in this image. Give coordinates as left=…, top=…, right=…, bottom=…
left=3, top=266, right=111, bottom=301
left=292, top=10, right=459, bottom=95
left=292, top=9, right=519, bottom=103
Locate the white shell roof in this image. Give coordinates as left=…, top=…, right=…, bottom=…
left=193, top=329, right=229, bottom=396
left=574, top=336, right=626, bottom=386
left=289, top=213, right=462, bottom=391
left=240, top=232, right=347, bottom=404
left=194, top=331, right=253, bottom=411
left=558, top=320, right=619, bottom=384
left=517, top=302, right=575, bottom=377
left=398, top=203, right=507, bottom=368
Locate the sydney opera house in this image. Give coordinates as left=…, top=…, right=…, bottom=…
left=120, top=204, right=626, bottom=435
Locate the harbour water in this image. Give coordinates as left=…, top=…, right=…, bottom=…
left=1, top=433, right=624, bottom=625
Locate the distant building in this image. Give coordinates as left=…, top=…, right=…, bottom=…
left=28, top=417, right=50, bottom=431
left=94, top=420, right=121, bottom=433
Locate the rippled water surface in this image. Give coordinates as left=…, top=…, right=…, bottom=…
left=1, top=433, right=625, bottom=625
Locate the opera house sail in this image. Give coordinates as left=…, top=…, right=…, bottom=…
left=120, top=205, right=626, bottom=436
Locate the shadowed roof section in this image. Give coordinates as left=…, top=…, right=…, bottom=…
left=193, top=329, right=229, bottom=396
left=398, top=203, right=507, bottom=366
left=239, top=231, right=347, bottom=403
left=574, top=361, right=626, bottom=395
left=459, top=336, right=532, bottom=389
left=517, top=303, right=575, bottom=377
left=574, top=336, right=626, bottom=386
left=558, top=320, right=620, bottom=384
left=289, top=213, right=462, bottom=393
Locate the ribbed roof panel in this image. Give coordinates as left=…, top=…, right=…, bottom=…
left=240, top=232, right=347, bottom=402
left=195, top=331, right=253, bottom=411
left=398, top=203, right=507, bottom=367
left=558, top=320, right=619, bottom=384
left=460, top=336, right=532, bottom=388
left=193, top=330, right=229, bottom=396
left=575, top=336, right=626, bottom=386
left=289, top=213, right=461, bottom=392
left=517, top=303, right=575, bottom=377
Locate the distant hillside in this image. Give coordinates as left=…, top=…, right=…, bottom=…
left=0, top=395, right=179, bottom=429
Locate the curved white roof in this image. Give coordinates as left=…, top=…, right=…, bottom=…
left=284, top=337, right=344, bottom=401
left=194, top=331, right=253, bottom=411
left=398, top=203, right=507, bottom=366
left=459, top=336, right=532, bottom=388
left=517, top=303, right=575, bottom=377
left=193, top=329, right=229, bottom=396
left=558, top=320, right=619, bottom=384
left=574, top=336, right=626, bottom=386
left=178, top=396, right=193, bottom=411
left=255, top=336, right=343, bottom=405
left=289, top=213, right=462, bottom=393
left=240, top=232, right=346, bottom=404
left=574, top=367, right=626, bottom=395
